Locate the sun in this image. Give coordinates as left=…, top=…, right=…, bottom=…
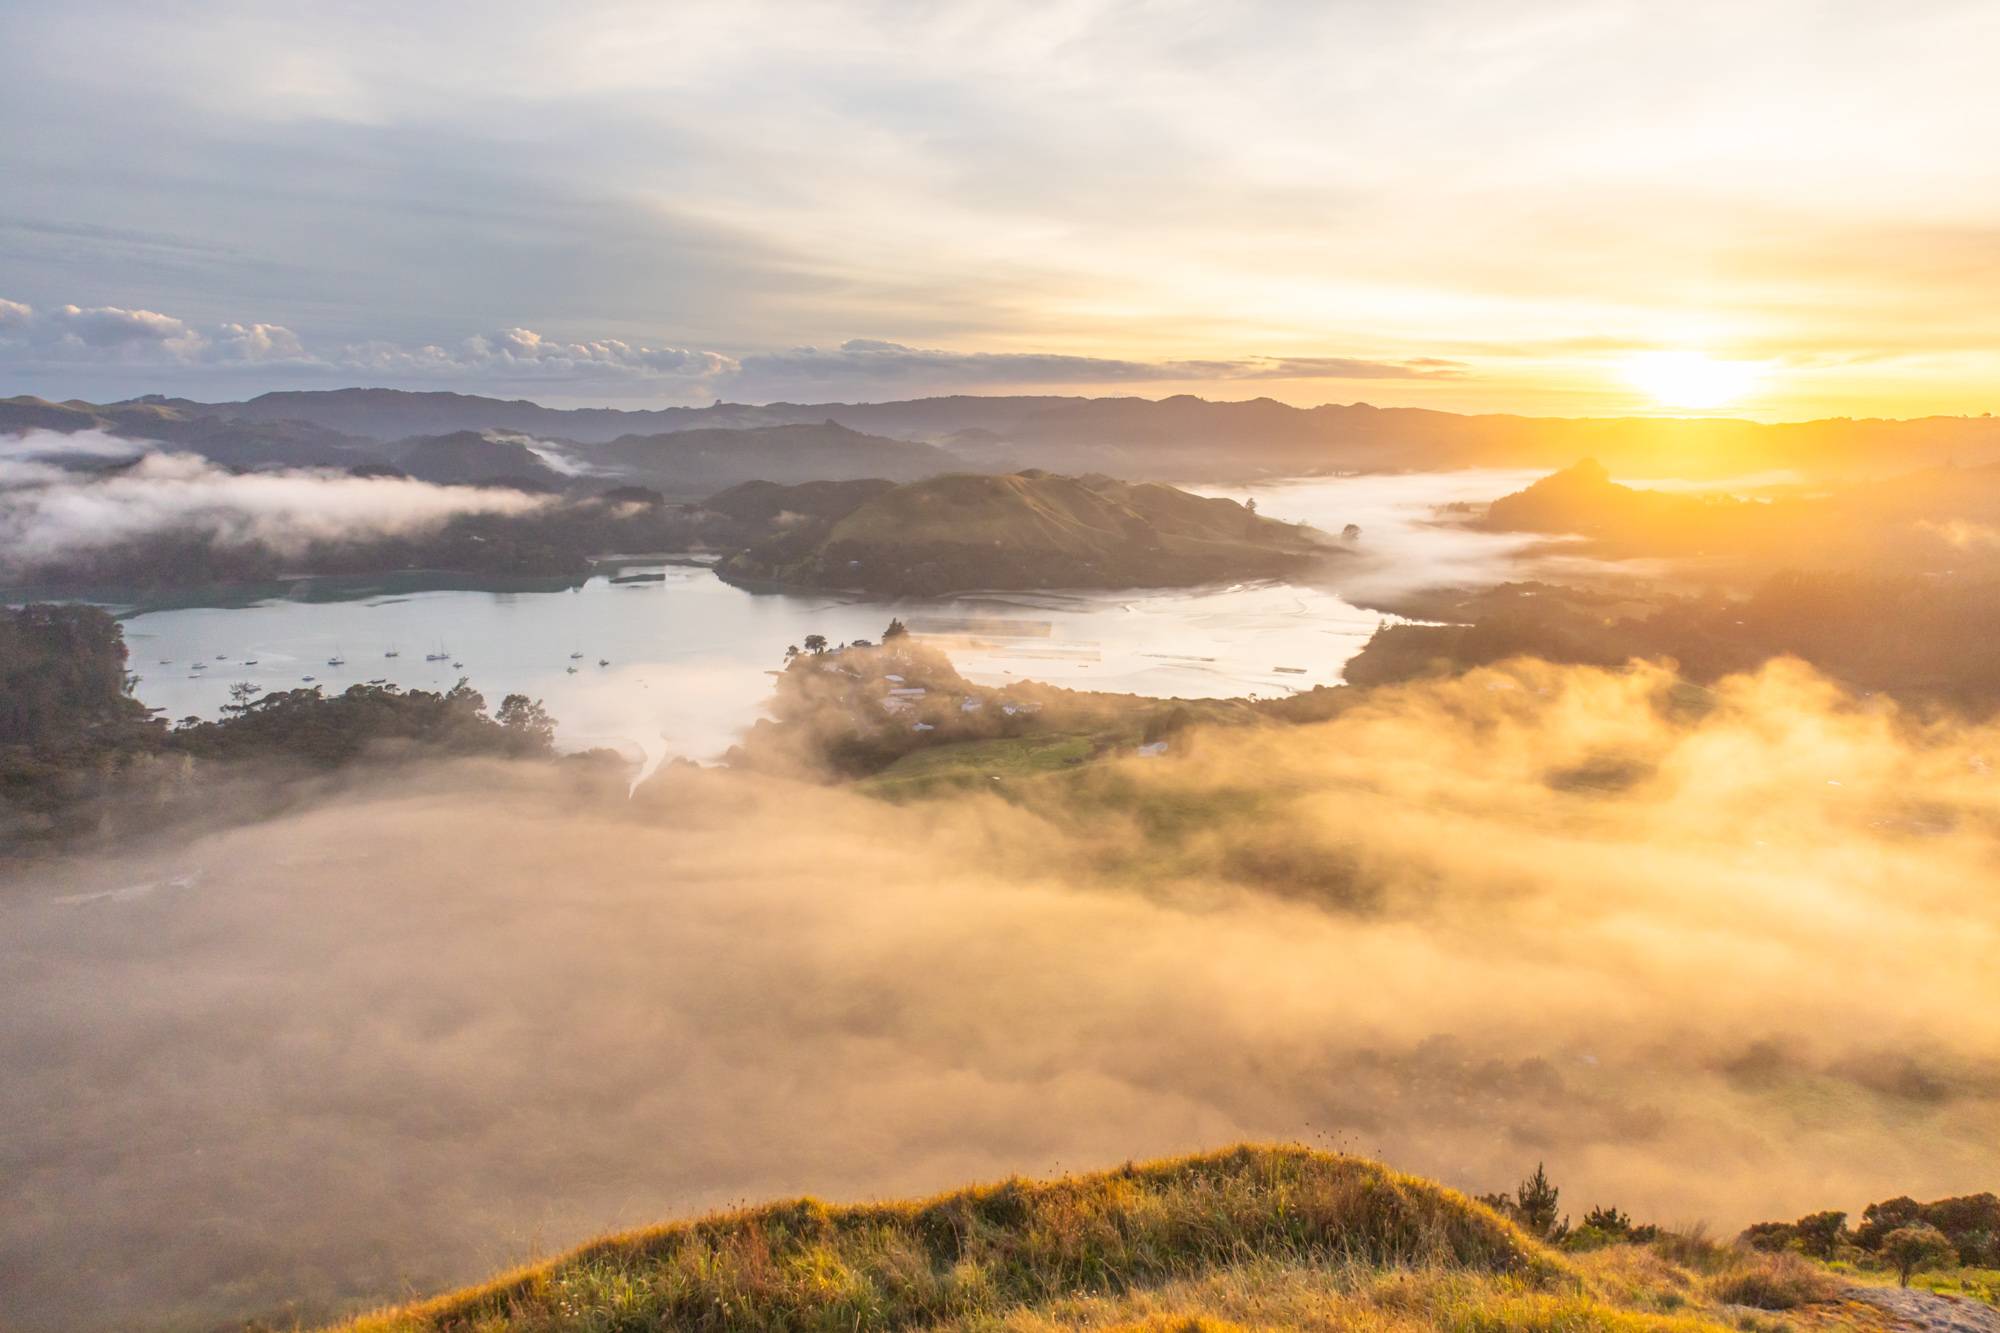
left=1621, top=350, right=1762, bottom=411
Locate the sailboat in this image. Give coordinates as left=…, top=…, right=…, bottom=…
left=598, top=658, right=610, bottom=667
left=384, top=648, right=400, bottom=658
left=569, top=651, right=584, bottom=660
left=326, top=652, right=346, bottom=666
left=424, top=643, right=450, bottom=662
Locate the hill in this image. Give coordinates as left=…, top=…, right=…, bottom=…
left=703, top=476, right=898, bottom=522
left=206, top=387, right=719, bottom=442
left=1473, top=457, right=2000, bottom=579
left=0, top=397, right=955, bottom=495
left=388, top=430, right=568, bottom=489
left=587, top=421, right=954, bottom=494
left=105, top=387, right=2000, bottom=480
left=0, top=394, right=374, bottom=470
left=327, top=1144, right=1873, bottom=1333
left=719, top=470, right=1334, bottom=594
left=1475, top=457, right=1778, bottom=555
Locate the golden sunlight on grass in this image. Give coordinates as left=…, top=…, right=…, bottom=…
left=1621, top=350, right=1766, bottom=411
left=323, top=1145, right=1869, bottom=1333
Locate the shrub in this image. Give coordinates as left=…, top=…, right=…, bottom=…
left=1708, top=1251, right=1839, bottom=1309
left=1881, top=1224, right=1956, bottom=1287
left=1560, top=1224, right=1622, bottom=1253
left=1583, top=1205, right=1633, bottom=1235
left=1739, top=1222, right=1796, bottom=1253
left=1792, top=1211, right=1847, bottom=1259
left=1652, top=1223, right=1729, bottom=1272
left=1482, top=1163, right=1569, bottom=1243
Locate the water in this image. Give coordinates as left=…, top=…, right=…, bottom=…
left=117, top=571, right=1381, bottom=774
left=107, top=470, right=1561, bottom=773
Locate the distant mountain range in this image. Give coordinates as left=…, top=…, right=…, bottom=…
left=7, top=387, right=2000, bottom=486
left=0, top=395, right=953, bottom=496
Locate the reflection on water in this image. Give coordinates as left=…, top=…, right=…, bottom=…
left=116, top=568, right=1381, bottom=776
left=104, top=472, right=1573, bottom=772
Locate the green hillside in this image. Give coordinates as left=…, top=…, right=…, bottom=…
left=722, top=471, right=1333, bottom=594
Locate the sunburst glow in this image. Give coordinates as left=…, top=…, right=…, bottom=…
left=1622, top=351, right=1764, bottom=411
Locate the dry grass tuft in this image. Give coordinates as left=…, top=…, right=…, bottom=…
left=1706, top=1251, right=1843, bottom=1311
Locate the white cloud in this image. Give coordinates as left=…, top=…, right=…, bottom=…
left=0, top=433, right=548, bottom=566
left=211, top=321, right=309, bottom=362
left=0, top=426, right=147, bottom=464
left=1, top=295, right=1459, bottom=401
left=0, top=299, right=310, bottom=367
left=337, top=327, right=736, bottom=383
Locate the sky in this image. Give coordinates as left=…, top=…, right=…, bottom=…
left=2, top=0, right=1997, bottom=418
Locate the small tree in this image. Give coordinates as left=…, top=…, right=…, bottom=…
left=1881, top=1224, right=1954, bottom=1286
left=223, top=681, right=263, bottom=714
left=802, top=634, right=828, bottom=654
left=882, top=618, right=908, bottom=641
left=1794, top=1210, right=1847, bottom=1259
left=495, top=694, right=556, bottom=752
left=1583, top=1205, right=1633, bottom=1237
left=1857, top=1196, right=1922, bottom=1249
left=784, top=644, right=801, bottom=663
left=1515, top=1163, right=1568, bottom=1242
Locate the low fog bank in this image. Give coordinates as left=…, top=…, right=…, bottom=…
left=0, top=429, right=545, bottom=569
left=4, top=660, right=1999, bottom=1329
left=1203, top=471, right=1666, bottom=609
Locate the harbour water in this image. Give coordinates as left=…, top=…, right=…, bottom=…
left=105, top=470, right=1554, bottom=772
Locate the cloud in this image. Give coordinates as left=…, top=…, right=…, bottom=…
left=513, top=436, right=613, bottom=478
left=3, top=295, right=1461, bottom=401
left=0, top=431, right=547, bottom=568
left=0, top=299, right=309, bottom=367
left=5, top=655, right=2000, bottom=1330
left=337, top=331, right=1461, bottom=397
left=0, top=426, right=147, bottom=464
left=337, top=327, right=735, bottom=384
left=2, top=295, right=738, bottom=393
left=8, top=3, right=2000, bottom=418
left=731, top=339, right=1461, bottom=399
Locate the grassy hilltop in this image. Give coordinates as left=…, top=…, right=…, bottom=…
left=327, top=1145, right=1881, bottom=1333
left=721, top=471, right=1333, bottom=595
